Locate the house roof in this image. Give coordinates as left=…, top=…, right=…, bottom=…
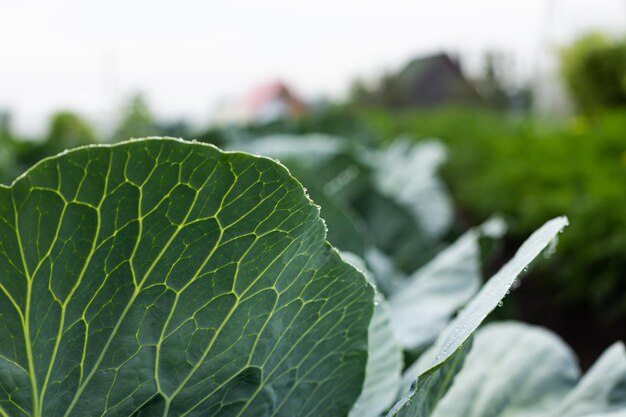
left=391, top=53, right=482, bottom=107
left=246, top=82, right=288, bottom=110
left=246, top=81, right=306, bottom=117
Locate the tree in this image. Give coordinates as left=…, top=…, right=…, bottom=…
left=560, top=32, right=626, bottom=112
left=44, top=111, right=97, bottom=155
left=112, top=93, right=159, bottom=141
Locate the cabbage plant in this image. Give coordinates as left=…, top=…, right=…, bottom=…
left=0, top=137, right=622, bottom=417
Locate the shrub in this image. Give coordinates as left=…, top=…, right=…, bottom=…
left=560, top=32, right=626, bottom=112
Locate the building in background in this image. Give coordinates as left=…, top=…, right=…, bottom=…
left=388, top=53, right=482, bottom=107
left=351, top=52, right=484, bottom=109
left=213, top=81, right=308, bottom=125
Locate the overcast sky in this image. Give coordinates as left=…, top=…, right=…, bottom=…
left=1, top=0, right=625, bottom=135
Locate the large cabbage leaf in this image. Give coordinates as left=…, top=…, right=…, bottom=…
left=0, top=138, right=374, bottom=417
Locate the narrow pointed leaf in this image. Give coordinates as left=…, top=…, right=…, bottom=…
left=387, top=216, right=506, bottom=353
left=392, top=217, right=568, bottom=416
left=417, top=216, right=568, bottom=373
left=386, top=341, right=470, bottom=417
left=389, top=228, right=483, bottom=350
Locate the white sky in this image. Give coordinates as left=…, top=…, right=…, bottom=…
left=1, top=0, right=625, bottom=135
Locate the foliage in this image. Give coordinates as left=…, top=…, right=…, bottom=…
left=0, top=112, right=16, bottom=181
left=0, top=111, right=98, bottom=183
left=560, top=32, right=626, bottom=112
left=360, top=106, right=626, bottom=319
left=431, top=322, right=626, bottom=417
left=112, top=94, right=159, bottom=141
left=2, top=137, right=618, bottom=417
left=44, top=111, right=97, bottom=155
left=2, top=101, right=622, bottom=330
left=196, top=105, right=374, bottom=148
left=473, top=51, right=532, bottom=111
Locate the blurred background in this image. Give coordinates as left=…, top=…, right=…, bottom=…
left=1, top=0, right=625, bottom=369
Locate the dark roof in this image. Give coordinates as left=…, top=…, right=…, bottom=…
left=390, top=53, right=482, bottom=107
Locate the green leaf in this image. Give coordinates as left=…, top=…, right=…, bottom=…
left=386, top=341, right=471, bottom=417
left=416, top=216, right=569, bottom=373
left=351, top=140, right=454, bottom=274
left=228, top=134, right=348, bottom=172
left=388, top=224, right=484, bottom=350
left=340, top=252, right=403, bottom=417
left=348, top=297, right=403, bottom=417
left=371, top=139, right=453, bottom=239
left=303, top=184, right=371, bottom=257
left=228, top=134, right=370, bottom=256
left=429, top=323, right=626, bottom=417
left=549, top=342, right=626, bottom=417
left=431, top=322, right=581, bottom=417
left=364, top=247, right=406, bottom=295
left=0, top=138, right=374, bottom=417
left=389, top=217, right=506, bottom=351
left=392, top=217, right=568, bottom=416
left=354, top=192, right=441, bottom=273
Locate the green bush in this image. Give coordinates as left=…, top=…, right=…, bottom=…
left=44, top=111, right=97, bottom=155
left=560, top=32, right=626, bottom=112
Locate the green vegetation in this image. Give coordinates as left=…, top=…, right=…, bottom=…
left=560, top=32, right=626, bottom=112
left=2, top=99, right=624, bottom=324
left=0, top=138, right=623, bottom=416
left=112, top=94, right=160, bottom=141
left=44, top=111, right=97, bottom=155
left=187, top=103, right=626, bottom=324
left=360, top=107, right=626, bottom=320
